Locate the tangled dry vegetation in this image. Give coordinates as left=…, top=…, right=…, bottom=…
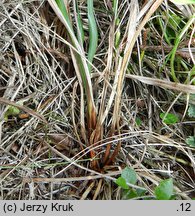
left=0, top=0, right=195, bottom=200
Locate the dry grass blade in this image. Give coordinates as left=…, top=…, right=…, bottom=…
left=0, top=97, right=47, bottom=123
left=112, top=0, right=139, bottom=129
left=23, top=171, right=121, bottom=183
left=126, top=74, right=195, bottom=93
left=112, top=0, right=164, bottom=129
left=121, top=0, right=164, bottom=69
left=80, top=181, right=95, bottom=200
left=93, top=179, right=103, bottom=200
left=0, top=156, right=29, bottom=184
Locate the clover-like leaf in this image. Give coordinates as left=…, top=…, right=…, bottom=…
left=186, top=136, right=195, bottom=148
left=160, top=113, right=179, bottom=125
left=115, top=177, right=129, bottom=189
left=188, top=104, right=195, bottom=118
left=121, top=167, right=137, bottom=185
left=155, top=179, right=173, bottom=200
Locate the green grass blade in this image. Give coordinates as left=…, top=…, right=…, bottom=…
left=170, top=15, right=195, bottom=82
left=113, top=0, right=119, bottom=17
left=74, top=0, right=85, bottom=46
left=55, top=0, right=73, bottom=31
left=49, top=0, right=97, bottom=129
left=87, top=0, right=98, bottom=72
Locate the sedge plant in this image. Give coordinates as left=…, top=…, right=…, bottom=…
left=48, top=0, right=166, bottom=171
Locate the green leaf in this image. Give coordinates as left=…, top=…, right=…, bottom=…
left=188, top=104, right=195, bottom=118
left=4, top=105, right=21, bottom=121
left=170, top=194, right=177, bottom=200
left=55, top=0, right=73, bottom=30
left=186, top=136, right=195, bottom=147
left=115, top=30, right=121, bottom=48
left=87, top=0, right=98, bottom=72
left=170, top=0, right=195, bottom=5
left=160, top=113, right=179, bottom=125
left=123, top=189, right=138, bottom=199
left=121, top=167, right=137, bottom=185
left=136, top=188, right=147, bottom=196
left=115, top=18, right=121, bottom=48
left=7, top=106, right=20, bottom=115
left=155, top=179, right=173, bottom=200
left=135, top=117, right=142, bottom=126
left=75, top=0, right=85, bottom=46
left=190, top=94, right=195, bottom=101
left=115, top=177, right=129, bottom=189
